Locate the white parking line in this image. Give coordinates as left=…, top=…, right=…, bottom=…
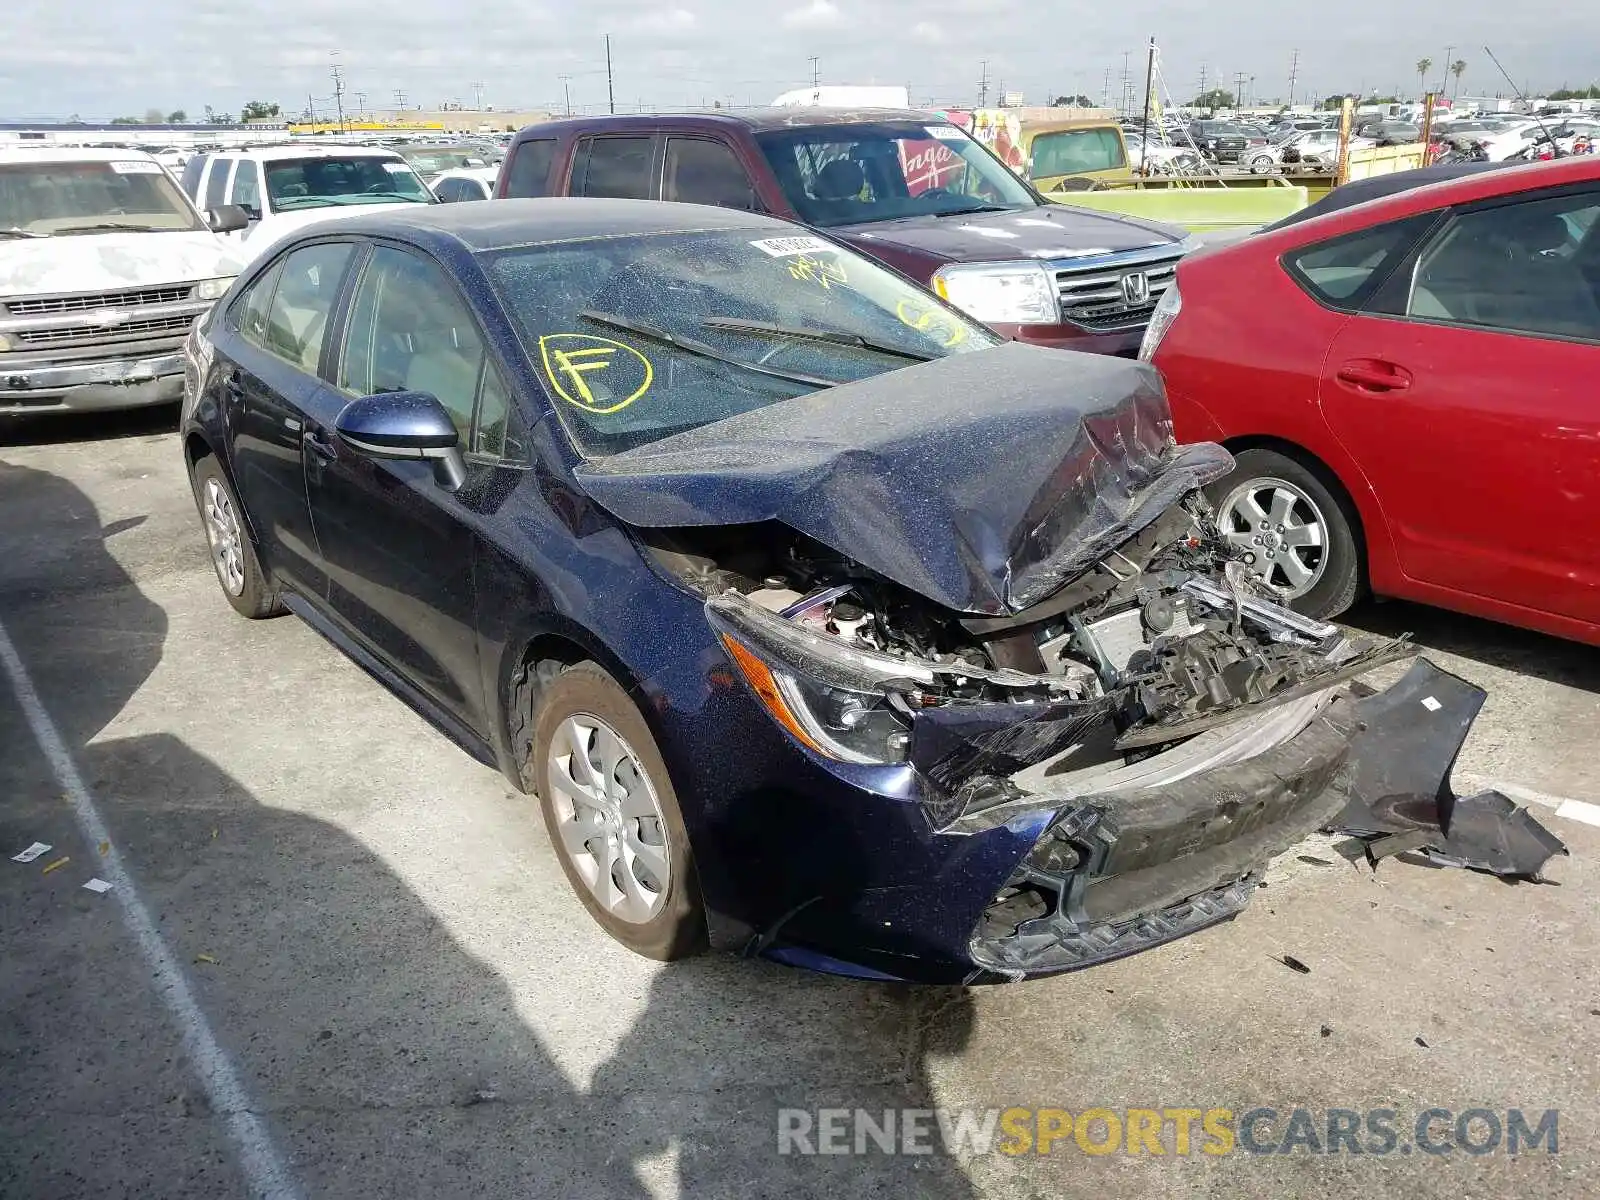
left=1457, top=773, right=1600, bottom=830
left=0, top=619, right=302, bottom=1200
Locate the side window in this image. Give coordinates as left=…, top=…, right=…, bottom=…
left=502, top=138, right=557, bottom=197
left=1285, top=214, right=1436, bottom=309
left=473, top=365, right=529, bottom=459
left=204, top=159, right=230, bottom=212
left=1407, top=191, right=1600, bottom=341
left=434, top=178, right=464, bottom=203
left=573, top=137, right=655, bottom=199
left=181, top=154, right=209, bottom=199
left=230, top=159, right=261, bottom=218
left=663, top=138, right=758, bottom=210
left=232, top=258, right=285, bottom=349
left=263, top=242, right=355, bottom=374
left=338, top=246, right=484, bottom=437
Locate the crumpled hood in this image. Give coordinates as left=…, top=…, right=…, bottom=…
left=0, top=230, right=242, bottom=298
left=573, top=342, right=1234, bottom=615
left=832, top=204, right=1184, bottom=264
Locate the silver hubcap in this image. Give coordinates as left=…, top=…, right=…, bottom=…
left=547, top=714, right=670, bottom=925
left=1218, top=476, right=1328, bottom=599
left=202, top=477, right=246, bottom=596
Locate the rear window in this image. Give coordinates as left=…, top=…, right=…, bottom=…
left=573, top=137, right=655, bottom=199
left=1284, top=213, right=1437, bottom=309
left=1029, top=128, right=1126, bottom=176
left=502, top=138, right=557, bottom=198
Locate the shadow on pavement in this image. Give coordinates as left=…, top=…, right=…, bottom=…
left=0, top=460, right=981, bottom=1198
left=1342, top=595, right=1600, bottom=694
left=0, top=402, right=179, bottom=449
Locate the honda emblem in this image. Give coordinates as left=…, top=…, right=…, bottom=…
left=1120, top=271, right=1151, bottom=305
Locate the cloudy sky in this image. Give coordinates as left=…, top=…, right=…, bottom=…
left=3, top=0, right=1596, bottom=120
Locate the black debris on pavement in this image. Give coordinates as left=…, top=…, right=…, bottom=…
left=1415, top=1036, right=1430, bottom=1049
left=1278, top=955, right=1312, bottom=975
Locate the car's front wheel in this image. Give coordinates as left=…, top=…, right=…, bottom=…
left=1248, top=153, right=1276, bottom=173
left=191, top=456, right=283, bottom=619
left=528, top=662, right=706, bottom=960
left=1207, top=448, right=1362, bottom=620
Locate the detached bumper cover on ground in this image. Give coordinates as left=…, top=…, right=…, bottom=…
left=935, top=659, right=1497, bottom=980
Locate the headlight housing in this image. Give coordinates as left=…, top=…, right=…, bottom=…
left=707, top=593, right=931, bottom=765
left=1137, top=278, right=1182, bottom=363
left=0, top=333, right=11, bottom=352
left=195, top=276, right=234, bottom=301
left=932, top=262, right=1058, bottom=326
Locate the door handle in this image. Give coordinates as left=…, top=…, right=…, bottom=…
left=304, top=429, right=338, bottom=462
left=222, top=370, right=244, bottom=400
left=1335, top=360, right=1412, bottom=393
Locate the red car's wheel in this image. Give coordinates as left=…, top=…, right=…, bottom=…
left=1208, top=449, right=1363, bottom=619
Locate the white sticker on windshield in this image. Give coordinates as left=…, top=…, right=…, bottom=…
left=749, top=235, right=835, bottom=257
left=109, top=160, right=163, bottom=174
left=925, top=125, right=965, bottom=141
left=381, top=161, right=411, bottom=173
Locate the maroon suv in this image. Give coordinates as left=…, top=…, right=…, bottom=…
left=495, top=108, right=1193, bottom=355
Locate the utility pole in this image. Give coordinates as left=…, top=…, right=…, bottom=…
left=1101, top=67, right=1112, bottom=109
left=1139, top=36, right=1155, bottom=173
left=1120, top=49, right=1131, bottom=118
left=978, top=59, right=989, bottom=107
left=393, top=89, right=407, bottom=111
left=1198, top=63, right=1208, bottom=104
left=353, top=91, right=366, bottom=120
left=808, top=55, right=820, bottom=100
left=559, top=75, right=572, bottom=116
left=1234, top=70, right=1248, bottom=109
left=306, top=93, right=316, bottom=124
left=605, top=35, right=615, bottom=114
left=1288, top=49, right=1299, bottom=108
left=1440, top=45, right=1454, bottom=95
left=471, top=80, right=485, bottom=110
left=330, top=53, right=347, bottom=134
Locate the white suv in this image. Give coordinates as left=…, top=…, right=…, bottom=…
left=180, top=145, right=434, bottom=263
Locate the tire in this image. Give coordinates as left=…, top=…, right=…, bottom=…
left=528, top=662, right=706, bottom=960
left=190, top=456, right=283, bottom=619
left=1206, top=448, right=1363, bottom=620
left=1248, top=154, right=1275, bottom=174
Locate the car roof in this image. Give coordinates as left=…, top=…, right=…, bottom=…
left=1261, top=156, right=1600, bottom=235
left=514, top=107, right=950, bottom=139
left=0, top=146, right=159, bottom=165
left=300, top=196, right=794, bottom=253
left=207, top=145, right=405, bottom=161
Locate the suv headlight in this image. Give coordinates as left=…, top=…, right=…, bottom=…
left=0, top=333, right=11, bottom=352
left=1137, top=279, right=1182, bottom=362
left=931, top=262, right=1058, bottom=325
left=195, top=276, right=234, bottom=301
left=707, top=593, right=931, bottom=765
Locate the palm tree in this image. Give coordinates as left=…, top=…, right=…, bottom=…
left=1416, top=58, right=1433, bottom=98
left=1451, top=59, right=1467, bottom=99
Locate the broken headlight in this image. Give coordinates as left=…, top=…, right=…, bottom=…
left=707, top=592, right=930, bottom=765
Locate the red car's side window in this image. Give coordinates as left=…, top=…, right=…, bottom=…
left=1283, top=214, right=1437, bottom=312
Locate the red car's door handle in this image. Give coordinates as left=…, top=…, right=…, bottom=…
left=1336, top=360, right=1413, bottom=393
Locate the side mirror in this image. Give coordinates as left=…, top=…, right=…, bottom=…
left=335, top=391, right=468, bottom=491
left=208, top=204, right=250, bottom=234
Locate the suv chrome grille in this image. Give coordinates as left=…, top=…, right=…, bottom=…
left=4, top=284, right=195, bottom=317
left=1055, top=254, right=1181, bottom=331
left=13, top=312, right=199, bottom=348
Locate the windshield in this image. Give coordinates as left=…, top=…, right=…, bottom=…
left=0, top=160, right=204, bottom=235
left=1029, top=128, right=1127, bottom=177
left=263, top=157, right=432, bottom=212
left=754, top=121, right=1037, bottom=228
left=485, top=227, right=999, bottom=455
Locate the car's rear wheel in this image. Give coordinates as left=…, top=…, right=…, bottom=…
left=1208, top=448, right=1362, bottom=620
left=528, top=662, right=706, bottom=960
left=191, top=457, right=283, bottom=619
left=1248, top=153, right=1276, bottom=173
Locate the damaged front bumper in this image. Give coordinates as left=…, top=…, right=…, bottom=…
left=944, top=658, right=1489, bottom=980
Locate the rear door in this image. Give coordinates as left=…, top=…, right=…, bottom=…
left=303, top=242, right=507, bottom=736
left=1316, top=185, right=1600, bottom=623
left=216, top=240, right=359, bottom=595
left=661, top=136, right=761, bottom=210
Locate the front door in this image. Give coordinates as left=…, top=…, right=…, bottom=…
left=1318, top=185, right=1600, bottom=623
left=304, top=244, right=502, bottom=735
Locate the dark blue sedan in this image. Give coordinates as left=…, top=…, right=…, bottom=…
left=180, top=199, right=1491, bottom=983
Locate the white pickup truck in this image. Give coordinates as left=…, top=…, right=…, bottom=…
left=1, top=147, right=246, bottom=418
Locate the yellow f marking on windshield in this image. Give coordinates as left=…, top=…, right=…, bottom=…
left=538, top=334, right=654, bottom=414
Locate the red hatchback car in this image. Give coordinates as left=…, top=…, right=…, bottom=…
left=1147, top=157, right=1600, bottom=646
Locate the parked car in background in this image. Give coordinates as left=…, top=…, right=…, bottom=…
left=2, top=147, right=244, bottom=418
left=1122, top=133, right=1205, bottom=175
left=180, top=145, right=434, bottom=264
left=178, top=197, right=1477, bottom=981
left=430, top=166, right=499, bottom=202
left=1247, top=128, right=1373, bottom=173
left=1186, top=121, right=1251, bottom=162
left=495, top=109, right=1194, bottom=356
left=1144, top=157, right=1600, bottom=644
left=395, top=142, right=500, bottom=183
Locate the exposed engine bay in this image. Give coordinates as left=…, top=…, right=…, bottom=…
left=640, top=489, right=1410, bottom=801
